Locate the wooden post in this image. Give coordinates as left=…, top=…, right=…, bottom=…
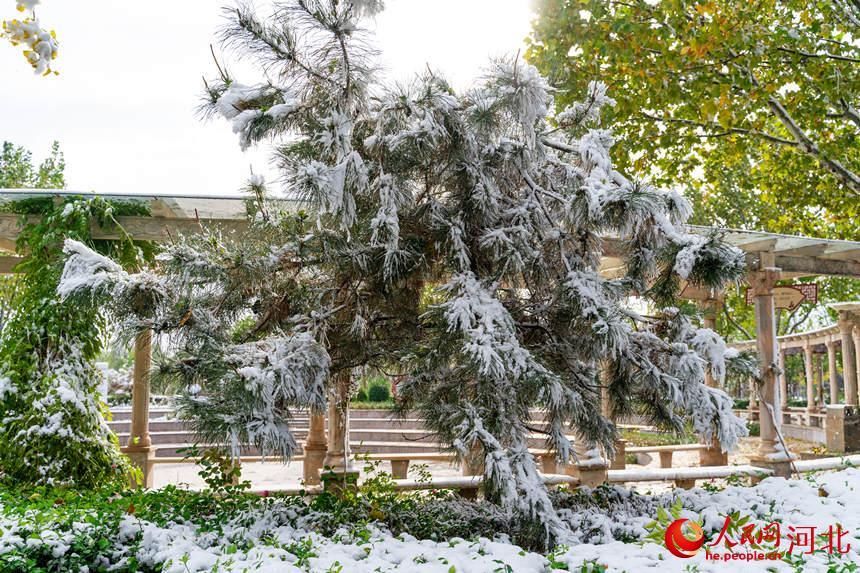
left=748, top=257, right=793, bottom=477
left=658, top=451, right=673, bottom=468
left=826, top=338, right=839, bottom=405
left=837, top=315, right=858, bottom=406
left=302, top=412, right=327, bottom=486
left=123, top=329, right=155, bottom=488
left=321, top=370, right=359, bottom=492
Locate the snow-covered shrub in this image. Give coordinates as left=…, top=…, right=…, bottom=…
left=0, top=196, right=152, bottom=487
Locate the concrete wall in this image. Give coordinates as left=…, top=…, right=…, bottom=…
left=782, top=423, right=826, bottom=444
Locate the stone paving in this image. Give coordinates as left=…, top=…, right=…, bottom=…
left=151, top=436, right=818, bottom=492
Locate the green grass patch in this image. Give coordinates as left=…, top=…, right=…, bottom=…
left=620, top=428, right=696, bottom=447
left=349, top=400, right=396, bottom=410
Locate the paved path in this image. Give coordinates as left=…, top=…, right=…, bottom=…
left=152, top=436, right=817, bottom=491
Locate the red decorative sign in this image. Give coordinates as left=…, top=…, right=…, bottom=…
left=745, top=283, right=818, bottom=310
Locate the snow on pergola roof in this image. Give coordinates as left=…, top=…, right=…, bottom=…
left=0, top=189, right=258, bottom=220
left=1, top=190, right=859, bottom=278
left=600, top=226, right=860, bottom=280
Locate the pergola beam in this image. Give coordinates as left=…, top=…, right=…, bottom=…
left=3, top=215, right=860, bottom=278
left=770, top=254, right=860, bottom=279
left=0, top=256, right=23, bottom=273
left=821, top=247, right=860, bottom=261
left=0, top=213, right=249, bottom=244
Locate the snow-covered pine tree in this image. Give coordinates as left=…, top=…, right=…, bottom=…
left=59, top=0, right=753, bottom=544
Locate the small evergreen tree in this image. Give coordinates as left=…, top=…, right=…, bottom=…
left=60, top=0, right=753, bottom=542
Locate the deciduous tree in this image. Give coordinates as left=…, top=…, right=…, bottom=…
left=527, top=0, right=860, bottom=240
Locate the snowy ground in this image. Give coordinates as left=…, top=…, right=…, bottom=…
left=146, top=469, right=860, bottom=573
left=11, top=466, right=851, bottom=572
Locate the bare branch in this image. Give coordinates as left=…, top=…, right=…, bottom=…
left=637, top=112, right=798, bottom=147
left=775, top=46, right=860, bottom=64
left=767, top=97, right=860, bottom=196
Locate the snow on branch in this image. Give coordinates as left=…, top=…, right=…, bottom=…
left=58, top=239, right=128, bottom=300
left=556, top=80, right=616, bottom=129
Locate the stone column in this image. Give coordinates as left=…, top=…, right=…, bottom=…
left=803, top=341, right=815, bottom=415
left=837, top=316, right=858, bottom=406
left=826, top=338, right=839, bottom=405
left=562, top=382, right=609, bottom=487
left=854, top=327, right=860, bottom=402
left=748, top=259, right=793, bottom=477
left=302, top=412, right=327, bottom=486
left=748, top=376, right=758, bottom=420
left=699, top=296, right=728, bottom=466
left=816, top=353, right=825, bottom=408
left=123, top=329, right=155, bottom=488
left=321, top=369, right=358, bottom=491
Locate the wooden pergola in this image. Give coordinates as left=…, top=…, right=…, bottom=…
left=2, top=189, right=860, bottom=484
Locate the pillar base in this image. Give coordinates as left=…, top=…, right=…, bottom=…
left=564, top=462, right=609, bottom=488
left=748, top=456, right=793, bottom=481
left=699, top=439, right=728, bottom=467
left=302, top=443, right=327, bottom=486
left=674, top=478, right=696, bottom=490
left=610, top=439, right=627, bottom=470
left=825, top=405, right=860, bottom=454
left=122, top=446, right=155, bottom=489
left=458, top=483, right=481, bottom=500
left=320, top=468, right=360, bottom=495
left=539, top=453, right=558, bottom=474
left=578, top=466, right=609, bottom=488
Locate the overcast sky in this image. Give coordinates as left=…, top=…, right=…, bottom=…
left=1, top=1, right=535, bottom=196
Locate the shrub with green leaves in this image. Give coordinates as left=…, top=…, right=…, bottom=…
left=367, top=381, right=391, bottom=403
left=0, top=196, right=153, bottom=488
